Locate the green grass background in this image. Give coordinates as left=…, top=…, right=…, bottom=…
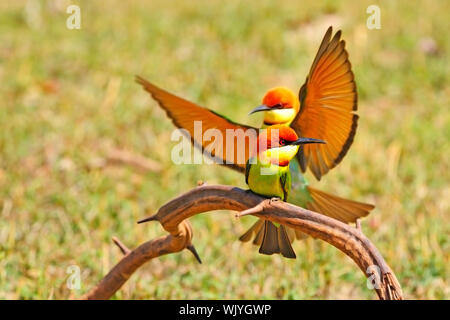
left=0, top=0, right=448, bottom=299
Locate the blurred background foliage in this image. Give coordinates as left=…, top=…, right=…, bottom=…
left=0, top=0, right=448, bottom=299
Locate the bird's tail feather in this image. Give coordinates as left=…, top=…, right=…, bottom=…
left=306, top=186, right=375, bottom=223
left=291, top=186, right=375, bottom=239
left=239, top=188, right=374, bottom=257
left=239, top=220, right=296, bottom=259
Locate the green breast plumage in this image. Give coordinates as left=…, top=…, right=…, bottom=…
left=246, top=158, right=291, bottom=201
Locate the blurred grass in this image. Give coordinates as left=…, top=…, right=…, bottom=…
left=0, top=0, right=448, bottom=299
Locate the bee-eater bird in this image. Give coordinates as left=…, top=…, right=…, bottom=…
left=136, top=26, right=374, bottom=258
left=245, top=125, right=325, bottom=258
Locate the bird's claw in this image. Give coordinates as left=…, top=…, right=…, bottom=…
left=269, top=197, right=281, bottom=204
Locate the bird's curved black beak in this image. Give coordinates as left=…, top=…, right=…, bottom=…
left=248, top=104, right=272, bottom=115
left=288, top=137, right=326, bottom=145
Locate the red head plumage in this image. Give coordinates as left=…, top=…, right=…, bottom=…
left=262, top=87, right=300, bottom=112
left=257, top=125, right=299, bottom=153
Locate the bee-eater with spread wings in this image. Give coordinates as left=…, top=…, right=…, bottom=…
left=136, top=27, right=374, bottom=258
left=245, top=125, right=325, bottom=258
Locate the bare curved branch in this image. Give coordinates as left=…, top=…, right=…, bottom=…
left=81, top=184, right=403, bottom=300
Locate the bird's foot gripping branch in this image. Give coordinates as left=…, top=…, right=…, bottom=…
left=81, top=184, right=403, bottom=300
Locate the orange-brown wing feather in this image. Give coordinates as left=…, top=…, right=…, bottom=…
left=136, top=76, right=257, bottom=172
left=291, top=27, right=358, bottom=180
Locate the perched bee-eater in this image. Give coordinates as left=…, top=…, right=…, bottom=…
left=245, top=125, right=325, bottom=258
left=136, top=26, right=374, bottom=259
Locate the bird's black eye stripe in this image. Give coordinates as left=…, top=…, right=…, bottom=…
left=271, top=103, right=284, bottom=109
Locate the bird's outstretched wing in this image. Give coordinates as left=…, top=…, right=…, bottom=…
left=279, top=170, right=290, bottom=202
left=291, top=26, right=358, bottom=180
left=136, top=76, right=257, bottom=173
